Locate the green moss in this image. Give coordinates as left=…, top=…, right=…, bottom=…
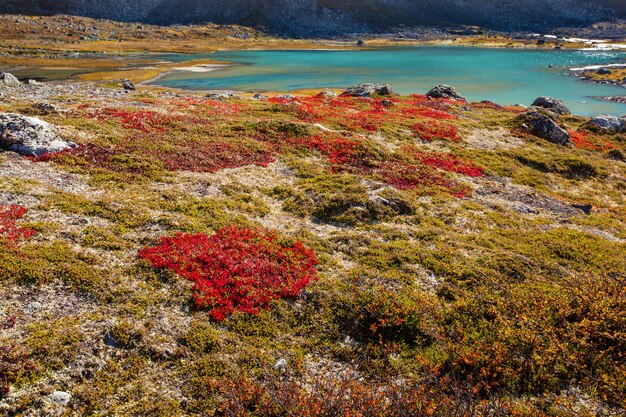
left=72, top=356, right=181, bottom=415
left=24, top=317, right=84, bottom=371
left=108, top=321, right=144, bottom=349
left=0, top=241, right=106, bottom=294
left=184, top=320, right=220, bottom=353
left=82, top=225, right=131, bottom=250
left=40, top=191, right=150, bottom=230
left=274, top=173, right=412, bottom=225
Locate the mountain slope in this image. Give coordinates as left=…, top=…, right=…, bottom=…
left=5, top=0, right=626, bottom=36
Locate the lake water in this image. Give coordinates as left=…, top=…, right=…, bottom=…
left=149, top=47, right=626, bottom=116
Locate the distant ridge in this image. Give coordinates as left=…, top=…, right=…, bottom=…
left=4, top=0, right=626, bottom=36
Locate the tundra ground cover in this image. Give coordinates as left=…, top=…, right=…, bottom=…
left=2, top=85, right=626, bottom=416
left=0, top=205, right=36, bottom=249
left=36, top=94, right=481, bottom=196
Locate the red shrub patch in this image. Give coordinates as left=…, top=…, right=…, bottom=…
left=284, top=134, right=370, bottom=165
left=402, top=107, right=457, bottom=120
left=403, top=146, right=484, bottom=177
left=86, top=108, right=173, bottom=132
left=567, top=130, right=614, bottom=152
left=412, top=121, right=459, bottom=142
left=153, top=141, right=275, bottom=173
left=139, top=227, right=319, bottom=321
left=0, top=205, right=36, bottom=249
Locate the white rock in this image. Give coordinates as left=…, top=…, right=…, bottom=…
left=48, top=391, right=71, bottom=406
left=274, top=358, right=288, bottom=370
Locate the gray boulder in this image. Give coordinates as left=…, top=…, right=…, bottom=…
left=342, top=83, right=393, bottom=97
left=0, top=113, right=77, bottom=156
left=252, top=93, right=268, bottom=100
left=531, top=97, right=570, bottom=115
left=587, top=115, right=626, bottom=132
left=122, top=80, right=136, bottom=91
left=0, top=72, right=20, bottom=86
left=516, top=110, right=570, bottom=145
left=274, top=94, right=296, bottom=101
left=426, top=85, right=465, bottom=100
left=206, top=91, right=238, bottom=100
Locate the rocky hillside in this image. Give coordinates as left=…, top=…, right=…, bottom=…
left=5, top=0, right=626, bottom=36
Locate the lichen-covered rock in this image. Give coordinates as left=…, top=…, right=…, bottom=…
left=342, top=83, right=393, bottom=97
left=0, top=72, right=20, bottom=86
left=426, top=85, right=465, bottom=100
left=0, top=113, right=76, bottom=156
left=253, top=93, right=268, bottom=100
left=587, top=115, right=626, bottom=132
left=531, top=97, right=571, bottom=115
left=516, top=110, right=570, bottom=145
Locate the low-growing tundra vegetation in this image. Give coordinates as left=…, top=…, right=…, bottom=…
left=0, top=82, right=625, bottom=416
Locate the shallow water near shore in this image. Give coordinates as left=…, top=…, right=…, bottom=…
left=150, top=47, right=626, bottom=116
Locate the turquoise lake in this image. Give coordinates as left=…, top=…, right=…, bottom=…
left=149, top=47, right=626, bottom=116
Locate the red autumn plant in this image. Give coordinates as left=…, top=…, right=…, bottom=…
left=86, top=108, right=172, bottom=132
left=138, top=227, right=319, bottom=321
left=0, top=205, right=36, bottom=249
left=413, top=120, right=459, bottom=142
left=567, top=130, right=614, bottom=152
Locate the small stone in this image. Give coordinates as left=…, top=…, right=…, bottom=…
left=596, top=68, right=612, bottom=75
left=24, top=301, right=42, bottom=315
left=48, top=391, right=71, bottom=406
left=426, top=85, right=465, bottom=100
left=572, top=204, right=593, bottom=215
left=252, top=93, right=268, bottom=100
left=531, top=97, right=570, bottom=115
left=274, top=358, right=287, bottom=370
left=122, top=80, right=136, bottom=91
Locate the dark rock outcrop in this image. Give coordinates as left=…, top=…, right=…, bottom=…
left=516, top=110, right=570, bottom=145
left=0, top=113, right=77, bottom=156
left=342, top=84, right=393, bottom=97
left=426, top=85, right=465, bottom=100
left=531, top=97, right=571, bottom=115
